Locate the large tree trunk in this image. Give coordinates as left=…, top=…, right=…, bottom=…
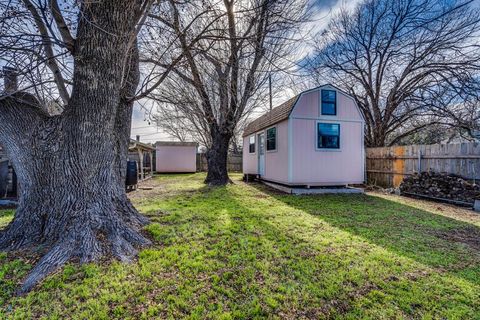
left=205, top=128, right=232, bottom=186
left=0, top=1, right=150, bottom=293
left=367, top=123, right=388, bottom=148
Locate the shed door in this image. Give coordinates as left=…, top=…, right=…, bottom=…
left=258, top=133, right=265, bottom=176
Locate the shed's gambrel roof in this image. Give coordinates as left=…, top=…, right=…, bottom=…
left=242, top=95, right=299, bottom=137
left=242, top=84, right=363, bottom=137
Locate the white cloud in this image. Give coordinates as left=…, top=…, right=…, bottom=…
left=298, top=0, right=363, bottom=58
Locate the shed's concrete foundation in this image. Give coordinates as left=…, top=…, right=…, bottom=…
left=262, top=181, right=364, bottom=195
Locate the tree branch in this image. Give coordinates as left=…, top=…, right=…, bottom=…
left=22, top=0, right=70, bottom=105
left=49, top=0, right=75, bottom=53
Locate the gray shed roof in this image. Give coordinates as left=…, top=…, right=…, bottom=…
left=243, top=95, right=299, bottom=137
left=155, top=141, right=198, bottom=147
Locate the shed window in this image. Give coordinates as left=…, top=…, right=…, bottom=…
left=321, top=90, right=336, bottom=115
left=266, top=127, right=276, bottom=151
left=249, top=136, right=255, bottom=153
left=317, top=123, right=340, bottom=149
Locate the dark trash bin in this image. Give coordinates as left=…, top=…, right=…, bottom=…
left=126, top=160, right=138, bottom=191
left=0, top=160, right=8, bottom=198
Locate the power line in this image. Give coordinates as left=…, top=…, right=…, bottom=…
left=131, top=125, right=156, bottom=130
left=130, top=131, right=161, bottom=136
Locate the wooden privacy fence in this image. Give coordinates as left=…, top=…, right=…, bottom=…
left=196, top=153, right=243, bottom=172
left=366, top=143, right=480, bottom=188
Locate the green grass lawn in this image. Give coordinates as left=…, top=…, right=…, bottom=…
left=0, top=209, right=14, bottom=230
left=1, top=173, right=480, bottom=319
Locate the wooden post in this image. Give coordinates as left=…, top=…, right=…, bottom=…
left=148, top=151, right=153, bottom=177
left=137, top=149, right=144, bottom=181
left=417, top=150, right=422, bottom=173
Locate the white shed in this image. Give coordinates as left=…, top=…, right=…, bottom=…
left=155, top=141, right=197, bottom=173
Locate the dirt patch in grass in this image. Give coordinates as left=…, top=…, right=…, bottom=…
left=128, top=183, right=166, bottom=200
left=368, top=191, right=480, bottom=226
left=434, top=226, right=480, bottom=251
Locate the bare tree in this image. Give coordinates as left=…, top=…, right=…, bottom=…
left=0, top=0, right=153, bottom=292
left=154, top=102, right=208, bottom=144
left=142, top=0, right=307, bottom=185
left=308, top=0, right=480, bottom=147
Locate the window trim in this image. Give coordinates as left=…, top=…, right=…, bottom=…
left=316, top=122, right=341, bottom=151
left=321, top=89, right=337, bottom=116
left=248, top=135, right=256, bottom=154
left=266, top=126, right=277, bottom=152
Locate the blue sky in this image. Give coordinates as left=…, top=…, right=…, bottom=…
left=312, top=0, right=342, bottom=10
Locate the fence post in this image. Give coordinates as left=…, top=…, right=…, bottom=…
left=417, top=150, right=422, bottom=173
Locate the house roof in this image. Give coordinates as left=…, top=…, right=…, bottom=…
left=155, top=141, right=198, bottom=147
left=242, top=95, right=299, bottom=137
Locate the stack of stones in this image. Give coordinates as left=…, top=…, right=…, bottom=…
left=399, top=171, right=480, bottom=205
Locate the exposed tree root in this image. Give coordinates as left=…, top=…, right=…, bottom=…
left=1, top=199, right=151, bottom=295
left=20, top=241, right=74, bottom=294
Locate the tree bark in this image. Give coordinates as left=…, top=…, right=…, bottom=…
left=0, top=1, right=150, bottom=293
left=205, top=128, right=232, bottom=186
left=369, top=123, right=388, bottom=147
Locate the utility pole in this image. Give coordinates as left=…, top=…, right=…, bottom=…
left=269, top=73, right=272, bottom=111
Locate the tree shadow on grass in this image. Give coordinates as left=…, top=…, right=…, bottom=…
left=147, top=183, right=479, bottom=318
left=141, top=185, right=389, bottom=318
left=248, top=182, right=480, bottom=286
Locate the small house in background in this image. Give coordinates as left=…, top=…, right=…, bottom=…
left=156, top=141, right=197, bottom=173
left=128, top=137, right=155, bottom=182
left=243, top=84, right=365, bottom=187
